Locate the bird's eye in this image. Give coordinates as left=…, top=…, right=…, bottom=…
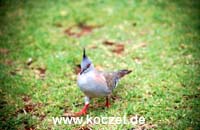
left=86, top=63, right=91, bottom=68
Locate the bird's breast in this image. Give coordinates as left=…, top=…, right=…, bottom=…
left=77, top=71, right=111, bottom=97
left=77, top=73, right=87, bottom=86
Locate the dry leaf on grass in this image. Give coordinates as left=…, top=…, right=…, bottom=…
left=4, top=59, right=13, bottom=65
left=112, top=44, right=124, bottom=55
left=102, top=40, right=126, bottom=55
left=34, top=67, right=46, bottom=79
left=103, top=40, right=115, bottom=46
left=0, top=48, right=9, bottom=54
left=64, top=23, right=101, bottom=38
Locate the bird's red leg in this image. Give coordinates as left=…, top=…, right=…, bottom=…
left=105, top=97, right=110, bottom=108
left=74, top=97, right=90, bottom=116
left=75, top=103, right=89, bottom=116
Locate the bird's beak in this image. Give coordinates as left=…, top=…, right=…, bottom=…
left=80, top=69, right=83, bottom=75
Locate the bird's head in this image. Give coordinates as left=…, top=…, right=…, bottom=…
left=80, top=48, right=93, bottom=74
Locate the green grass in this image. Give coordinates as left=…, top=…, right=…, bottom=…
left=0, top=0, right=199, bottom=129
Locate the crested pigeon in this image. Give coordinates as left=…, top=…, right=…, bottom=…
left=75, top=48, right=131, bottom=116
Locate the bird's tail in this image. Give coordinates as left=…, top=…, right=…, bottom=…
left=117, top=69, right=132, bottom=79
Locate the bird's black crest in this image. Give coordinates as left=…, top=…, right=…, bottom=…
left=83, top=48, right=86, bottom=58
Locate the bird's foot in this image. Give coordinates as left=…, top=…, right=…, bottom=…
left=105, top=102, right=110, bottom=108
left=74, top=104, right=89, bottom=116
left=105, top=97, right=110, bottom=108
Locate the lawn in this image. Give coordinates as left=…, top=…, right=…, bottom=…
left=0, top=0, right=199, bottom=130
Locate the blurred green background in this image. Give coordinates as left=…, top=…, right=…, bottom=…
left=0, top=0, right=199, bottom=129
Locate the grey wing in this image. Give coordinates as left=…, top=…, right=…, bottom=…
left=101, top=71, right=119, bottom=90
